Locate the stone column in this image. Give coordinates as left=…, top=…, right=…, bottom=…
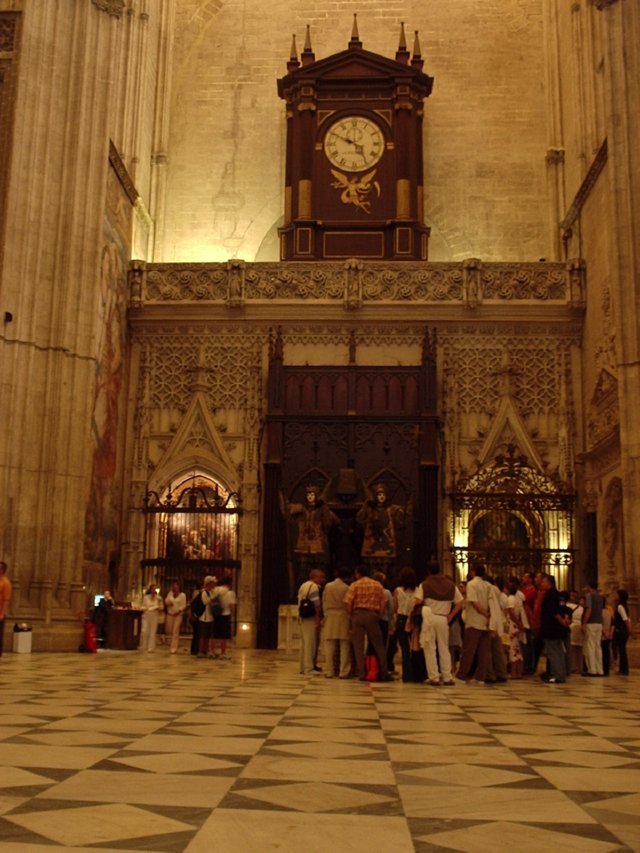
left=542, top=0, right=566, bottom=260
left=598, top=0, right=640, bottom=602
left=0, top=1, right=157, bottom=647
left=148, top=0, right=176, bottom=260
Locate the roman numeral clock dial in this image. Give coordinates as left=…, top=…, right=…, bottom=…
left=323, top=116, right=384, bottom=171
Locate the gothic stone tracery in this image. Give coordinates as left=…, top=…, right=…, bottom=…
left=127, top=259, right=585, bottom=640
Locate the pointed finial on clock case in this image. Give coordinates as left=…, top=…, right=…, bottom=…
left=287, top=33, right=300, bottom=71
left=396, top=21, right=410, bottom=64
left=301, top=24, right=315, bottom=65
left=349, top=13, right=362, bottom=49
left=411, top=30, right=424, bottom=70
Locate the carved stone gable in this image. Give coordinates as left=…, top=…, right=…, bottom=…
left=477, top=394, right=544, bottom=473
left=155, top=391, right=236, bottom=481
left=588, top=369, right=619, bottom=449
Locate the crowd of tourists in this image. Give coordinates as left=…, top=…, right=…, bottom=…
left=131, top=575, right=237, bottom=657
left=298, top=563, right=633, bottom=684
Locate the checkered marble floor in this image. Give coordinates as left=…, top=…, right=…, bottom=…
left=0, top=648, right=638, bottom=852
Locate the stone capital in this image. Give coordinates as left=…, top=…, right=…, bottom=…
left=92, top=0, right=125, bottom=19
left=546, top=147, right=565, bottom=166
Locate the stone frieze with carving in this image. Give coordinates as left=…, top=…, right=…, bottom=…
left=131, top=260, right=583, bottom=307
left=0, top=13, right=18, bottom=52
left=480, top=264, right=567, bottom=300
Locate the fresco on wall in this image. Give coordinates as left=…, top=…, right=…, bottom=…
left=83, top=164, right=131, bottom=587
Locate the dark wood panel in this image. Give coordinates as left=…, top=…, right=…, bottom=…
left=258, top=329, right=440, bottom=647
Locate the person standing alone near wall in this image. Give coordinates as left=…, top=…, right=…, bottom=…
left=0, top=561, right=12, bottom=657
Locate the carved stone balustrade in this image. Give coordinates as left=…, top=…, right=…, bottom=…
left=128, top=259, right=585, bottom=316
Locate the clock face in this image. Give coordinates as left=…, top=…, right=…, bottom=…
left=323, top=116, right=384, bottom=172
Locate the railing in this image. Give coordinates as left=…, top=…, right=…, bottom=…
left=141, top=485, right=243, bottom=603
left=451, top=546, right=574, bottom=590
left=129, top=258, right=586, bottom=309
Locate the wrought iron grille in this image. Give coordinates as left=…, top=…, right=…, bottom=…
left=449, top=446, right=576, bottom=589
left=141, top=481, right=242, bottom=598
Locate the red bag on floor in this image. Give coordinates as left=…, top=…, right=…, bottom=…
left=365, top=654, right=379, bottom=682
left=83, top=620, right=98, bottom=653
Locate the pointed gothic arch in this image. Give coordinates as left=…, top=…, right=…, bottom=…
left=449, top=444, right=575, bottom=588
left=140, top=471, right=242, bottom=603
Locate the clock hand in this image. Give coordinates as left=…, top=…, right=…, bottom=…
left=335, top=134, right=365, bottom=156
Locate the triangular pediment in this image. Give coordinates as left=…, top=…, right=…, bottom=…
left=477, top=395, right=544, bottom=472
left=315, top=51, right=412, bottom=79
left=280, top=47, right=433, bottom=91
left=155, top=391, right=236, bottom=484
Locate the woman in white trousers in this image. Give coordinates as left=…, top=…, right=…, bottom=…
left=140, top=585, right=162, bottom=652
left=164, top=581, right=187, bottom=653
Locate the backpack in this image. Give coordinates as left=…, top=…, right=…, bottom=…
left=298, top=582, right=317, bottom=619
left=190, top=592, right=206, bottom=619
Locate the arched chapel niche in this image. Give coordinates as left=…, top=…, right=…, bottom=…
left=450, top=446, right=574, bottom=589
left=140, top=472, right=242, bottom=604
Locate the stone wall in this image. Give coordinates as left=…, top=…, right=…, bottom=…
left=159, top=0, right=549, bottom=263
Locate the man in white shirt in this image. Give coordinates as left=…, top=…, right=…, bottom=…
left=485, top=578, right=509, bottom=682
left=210, top=575, right=237, bottom=660
left=297, top=568, right=325, bottom=675
left=322, top=567, right=352, bottom=678
left=196, top=575, right=218, bottom=658
left=414, top=563, right=463, bottom=685
left=456, top=564, right=492, bottom=683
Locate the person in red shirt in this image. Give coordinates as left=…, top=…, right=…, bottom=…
left=530, top=571, right=547, bottom=674
left=0, top=561, right=12, bottom=657
left=520, top=571, right=537, bottom=675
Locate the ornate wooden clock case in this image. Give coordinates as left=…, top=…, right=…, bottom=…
left=277, top=21, right=434, bottom=261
